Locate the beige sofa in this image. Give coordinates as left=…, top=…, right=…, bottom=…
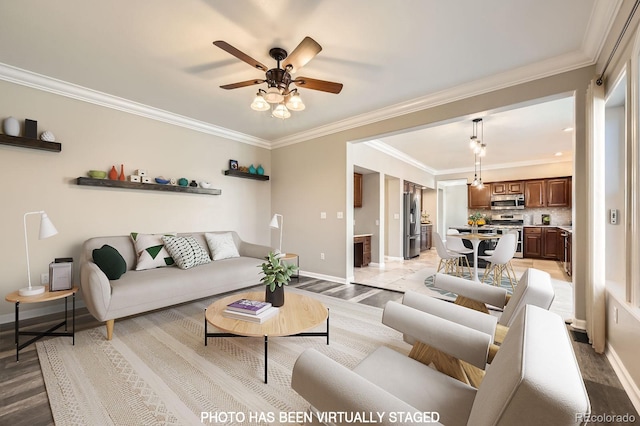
left=80, top=231, right=272, bottom=340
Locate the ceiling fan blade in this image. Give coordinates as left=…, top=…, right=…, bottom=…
left=283, top=37, right=322, bottom=73
left=293, top=77, right=343, bottom=94
left=213, top=40, right=268, bottom=72
left=220, top=79, right=265, bottom=90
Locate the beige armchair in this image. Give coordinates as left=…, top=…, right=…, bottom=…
left=292, top=304, right=590, bottom=426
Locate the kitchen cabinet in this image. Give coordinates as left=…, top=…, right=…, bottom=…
left=420, top=224, right=432, bottom=251
left=468, top=184, right=491, bottom=209
left=547, top=177, right=571, bottom=207
left=524, top=226, right=560, bottom=260
left=525, top=180, right=545, bottom=207
left=567, top=233, right=572, bottom=276
left=354, top=235, right=371, bottom=267
left=354, top=173, right=363, bottom=208
left=491, top=180, right=524, bottom=195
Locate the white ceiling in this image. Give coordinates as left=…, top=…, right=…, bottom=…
left=0, top=0, right=620, bottom=170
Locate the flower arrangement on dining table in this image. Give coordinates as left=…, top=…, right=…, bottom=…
left=468, top=212, right=486, bottom=226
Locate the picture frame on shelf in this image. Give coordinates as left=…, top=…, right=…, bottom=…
left=229, top=159, right=238, bottom=170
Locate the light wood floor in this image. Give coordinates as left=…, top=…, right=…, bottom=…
left=1, top=275, right=637, bottom=425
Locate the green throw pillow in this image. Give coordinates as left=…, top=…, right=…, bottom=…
left=93, top=244, right=127, bottom=280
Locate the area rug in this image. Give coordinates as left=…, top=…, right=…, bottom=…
left=36, top=288, right=409, bottom=426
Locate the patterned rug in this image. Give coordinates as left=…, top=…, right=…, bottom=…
left=36, top=288, right=409, bottom=426
left=424, top=270, right=516, bottom=301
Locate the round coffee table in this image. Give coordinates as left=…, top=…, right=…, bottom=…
left=205, top=291, right=329, bottom=383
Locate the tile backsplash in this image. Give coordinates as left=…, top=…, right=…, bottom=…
left=468, top=207, right=572, bottom=226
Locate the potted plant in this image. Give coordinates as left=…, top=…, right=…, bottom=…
left=259, top=251, right=298, bottom=307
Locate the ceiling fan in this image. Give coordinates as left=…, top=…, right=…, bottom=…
left=213, top=37, right=343, bottom=118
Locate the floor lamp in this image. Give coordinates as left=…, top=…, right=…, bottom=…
left=20, top=211, right=58, bottom=296
left=269, top=214, right=283, bottom=255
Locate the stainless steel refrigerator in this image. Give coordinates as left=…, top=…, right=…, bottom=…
left=403, top=193, right=421, bottom=259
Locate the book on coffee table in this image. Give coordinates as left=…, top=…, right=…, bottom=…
left=222, top=306, right=279, bottom=323
left=226, top=299, right=272, bottom=315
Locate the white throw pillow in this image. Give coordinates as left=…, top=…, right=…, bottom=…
left=205, top=232, right=240, bottom=261
left=162, top=235, right=211, bottom=269
left=130, top=232, right=176, bottom=270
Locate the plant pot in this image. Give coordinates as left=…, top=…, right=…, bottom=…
left=265, top=285, right=285, bottom=307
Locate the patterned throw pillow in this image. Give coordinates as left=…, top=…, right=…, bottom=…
left=205, top=232, right=240, bottom=261
left=162, top=235, right=211, bottom=270
left=130, top=232, right=176, bottom=270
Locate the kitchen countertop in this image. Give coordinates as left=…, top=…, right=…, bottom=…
left=524, top=224, right=572, bottom=233
left=354, top=233, right=373, bottom=238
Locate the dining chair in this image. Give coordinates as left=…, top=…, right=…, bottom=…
left=479, top=232, right=517, bottom=289
left=483, top=230, right=518, bottom=280
left=446, top=229, right=473, bottom=276
left=434, top=232, right=467, bottom=277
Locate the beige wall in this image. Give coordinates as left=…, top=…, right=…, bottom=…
left=0, top=80, right=271, bottom=320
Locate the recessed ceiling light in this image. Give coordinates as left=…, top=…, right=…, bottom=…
left=563, top=127, right=573, bottom=132
left=555, top=152, right=563, bottom=156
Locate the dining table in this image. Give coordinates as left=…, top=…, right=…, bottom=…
left=448, top=232, right=501, bottom=282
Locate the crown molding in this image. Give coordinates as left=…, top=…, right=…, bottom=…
left=364, top=140, right=437, bottom=175
left=437, top=158, right=573, bottom=176
left=582, top=0, right=623, bottom=65
left=0, top=62, right=272, bottom=149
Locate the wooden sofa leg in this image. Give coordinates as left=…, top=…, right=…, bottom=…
left=106, top=319, right=114, bottom=340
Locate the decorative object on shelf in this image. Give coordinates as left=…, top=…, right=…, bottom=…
left=200, top=181, right=212, bottom=189
left=257, top=165, right=265, bottom=175
left=88, top=170, right=107, bottom=179
left=24, top=119, right=37, bottom=139
left=77, top=177, right=222, bottom=195
left=269, top=213, right=284, bottom=254
left=40, top=130, right=56, bottom=142
left=421, top=211, right=431, bottom=224
left=189, top=180, right=198, bottom=187
left=118, top=164, right=126, bottom=181
left=259, top=251, right=298, bottom=307
left=3, top=116, right=20, bottom=136
left=238, top=166, right=249, bottom=172
left=108, top=165, right=118, bottom=180
left=229, top=159, right=238, bottom=170
left=178, top=178, right=188, bottom=186
left=470, top=118, right=486, bottom=188
left=170, top=178, right=177, bottom=185
left=129, top=175, right=141, bottom=182
left=155, top=177, right=170, bottom=184
left=20, top=211, right=58, bottom=296
left=249, top=164, right=257, bottom=174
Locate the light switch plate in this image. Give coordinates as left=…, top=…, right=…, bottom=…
left=610, top=208, right=618, bottom=225
left=337, top=212, right=343, bottom=219
left=320, top=212, right=327, bottom=219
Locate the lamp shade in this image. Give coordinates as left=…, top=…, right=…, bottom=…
left=285, top=92, right=306, bottom=111
left=39, top=213, right=58, bottom=239
left=270, top=214, right=280, bottom=229
left=272, top=103, right=291, bottom=119
left=264, top=87, right=284, bottom=104
left=250, top=93, right=270, bottom=111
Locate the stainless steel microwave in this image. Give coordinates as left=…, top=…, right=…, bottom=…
left=490, top=194, right=525, bottom=210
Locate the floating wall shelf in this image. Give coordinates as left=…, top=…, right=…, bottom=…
left=76, top=177, right=222, bottom=195
left=0, top=134, right=62, bottom=152
left=224, top=169, right=269, bottom=181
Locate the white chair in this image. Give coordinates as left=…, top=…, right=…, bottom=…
left=483, top=230, right=518, bottom=279
left=446, top=229, right=473, bottom=276
left=479, top=232, right=517, bottom=289
left=292, top=304, right=590, bottom=426
left=434, top=232, right=467, bottom=277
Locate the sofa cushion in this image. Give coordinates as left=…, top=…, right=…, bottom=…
left=130, top=232, right=175, bottom=270
left=205, top=232, right=240, bottom=260
left=162, top=235, right=211, bottom=269
left=92, top=245, right=127, bottom=280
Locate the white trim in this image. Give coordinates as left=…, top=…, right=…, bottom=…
left=0, top=62, right=272, bottom=149
left=606, top=342, right=640, bottom=415
left=583, top=0, right=624, bottom=71
left=364, top=140, right=437, bottom=174
left=0, top=300, right=86, bottom=325
left=571, top=319, right=588, bottom=330
left=299, top=271, right=349, bottom=285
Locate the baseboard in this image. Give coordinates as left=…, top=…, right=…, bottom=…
left=606, top=342, right=640, bottom=414
left=571, top=318, right=587, bottom=330
left=299, top=271, right=349, bottom=285
left=0, top=299, right=87, bottom=325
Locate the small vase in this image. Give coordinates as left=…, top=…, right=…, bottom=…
left=249, top=164, right=257, bottom=174
left=3, top=116, right=20, bottom=136
left=108, top=165, right=118, bottom=180
left=118, top=164, right=125, bottom=181
left=257, top=165, right=264, bottom=175
left=471, top=223, right=479, bottom=234
left=265, top=285, right=285, bottom=307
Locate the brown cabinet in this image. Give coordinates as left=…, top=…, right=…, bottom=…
left=354, top=235, right=371, bottom=267
left=567, top=233, right=572, bottom=276
left=420, top=224, right=432, bottom=251
left=524, top=227, right=560, bottom=259
left=525, top=180, right=545, bottom=207
left=354, top=173, right=363, bottom=208
left=468, top=184, right=491, bottom=209
left=546, top=177, right=571, bottom=207
left=491, top=181, right=524, bottom=195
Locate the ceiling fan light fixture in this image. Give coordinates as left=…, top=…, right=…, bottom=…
left=250, top=92, right=270, bottom=111
left=272, top=103, right=291, bottom=119
left=264, top=87, right=284, bottom=103
left=285, top=91, right=305, bottom=111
